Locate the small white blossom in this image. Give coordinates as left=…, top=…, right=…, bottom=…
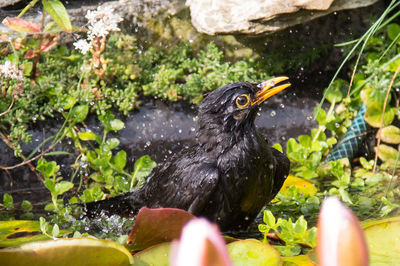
left=73, top=39, right=92, bottom=54
left=85, top=5, right=123, bottom=41
left=73, top=5, right=123, bottom=54
left=0, top=60, right=23, bottom=80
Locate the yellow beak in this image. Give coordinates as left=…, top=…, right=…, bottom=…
left=251, top=77, right=291, bottom=106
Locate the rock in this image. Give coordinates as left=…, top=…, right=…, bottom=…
left=187, top=0, right=380, bottom=35
left=0, top=0, right=23, bottom=8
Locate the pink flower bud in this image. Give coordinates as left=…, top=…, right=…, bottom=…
left=171, top=218, right=232, bottom=266
left=317, top=197, right=369, bottom=266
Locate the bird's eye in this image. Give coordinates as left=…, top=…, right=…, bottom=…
left=235, top=94, right=250, bottom=108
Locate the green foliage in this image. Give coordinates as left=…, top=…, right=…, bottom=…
left=258, top=210, right=316, bottom=256
left=2, top=194, right=14, bottom=210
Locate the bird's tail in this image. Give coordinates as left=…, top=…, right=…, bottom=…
left=83, top=191, right=144, bottom=218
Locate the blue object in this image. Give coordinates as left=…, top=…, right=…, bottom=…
left=326, top=104, right=368, bottom=162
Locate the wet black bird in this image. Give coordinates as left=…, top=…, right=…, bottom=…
left=85, top=77, right=291, bottom=231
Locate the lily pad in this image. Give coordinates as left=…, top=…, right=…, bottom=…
left=375, top=144, right=399, bottom=162
left=0, top=220, right=50, bottom=248
left=363, top=216, right=400, bottom=265
left=126, top=207, right=194, bottom=251
left=364, top=103, right=396, bottom=128
left=280, top=175, right=317, bottom=197
left=379, top=125, right=400, bottom=144
left=0, top=237, right=133, bottom=266
left=133, top=242, right=171, bottom=266
left=227, top=239, right=282, bottom=266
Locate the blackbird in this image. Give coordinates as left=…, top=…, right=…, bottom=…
left=85, top=77, right=291, bottom=231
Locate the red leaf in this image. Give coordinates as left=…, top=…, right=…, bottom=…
left=2, top=17, right=40, bottom=33
left=24, top=49, right=36, bottom=59
left=39, top=35, right=60, bottom=52
left=126, top=207, right=195, bottom=251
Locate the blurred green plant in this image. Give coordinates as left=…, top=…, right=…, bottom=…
left=258, top=210, right=316, bottom=256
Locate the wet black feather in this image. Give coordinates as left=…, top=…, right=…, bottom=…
left=85, top=82, right=290, bottom=231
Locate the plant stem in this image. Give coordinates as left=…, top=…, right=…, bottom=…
left=373, top=63, right=400, bottom=172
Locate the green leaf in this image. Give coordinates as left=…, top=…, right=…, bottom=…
left=298, top=135, right=312, bottom=148
left=294, top=216, right=307, bottom=235
left=23, top=61, right=33, bottom=76
left=282, top=255, right=314, bottom=266
left=52, top=224, right=59, bottom=238
left=361, top=86, right=391, bottom=106
left=111, top=150, right=127, bottom=171
left=272, top=143, right=282, bottom=152
left=55, top=181, right=74, bottom=196
left=63, top=96, right=76, bottom=110
left=70, top=105, right=88, bottom=123
left=42, top=0, right=72, bottom=33
left=104, top=138, right=120, bottom=151
left=376, top=144, right=399, bottom=162
left=315, top=108, right=327, bottom=126
left=364, top=104, right=396, bottom=128
left=339, top=187, right=353, bottom=204
left=387, top=23, right=400, bottom=41
left=325, top=79, right=345, bottom=103
left=21, top=200, right=33, bottom=212
left=109, top=119, right=125, bottom=131
left=364, top=216, right=400, bottom=265
left=0, top=237, right=134, bottom=265
left=36, top=158, right=59, bottom=179
left=78, top=131, right=98, bottom=141
left=3, top=194, right=14, bottom=210
left=131, top=155, right=156, bottom=188
left=44, top=179, right=56, bottom=194
left=133, top=242, right=171, bottom=265
left=0, top=220, right=50, bottom=248
left=227, top=240, right=281, bottom=266
left=359, top=157, right=374, bottom=170
left=379, top=125, right=400, bottom=144
left=263, top=210, right=276, bottom=227
left=286, top=138, right=300, bottom=154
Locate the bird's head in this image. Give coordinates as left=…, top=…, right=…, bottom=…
left=197, top=77, right=290, bottom=149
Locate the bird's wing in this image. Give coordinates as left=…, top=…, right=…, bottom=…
left=143, top=151, right=220, bottom=215
left=270, top=147, right=290, bottom=198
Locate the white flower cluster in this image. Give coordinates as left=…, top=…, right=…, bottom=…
left=0, top=60, right=23, bottom=80
left=73, top=5, right=123, bottom=54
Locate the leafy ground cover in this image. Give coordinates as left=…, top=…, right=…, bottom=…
left=0, top=0, right=399, bottom=264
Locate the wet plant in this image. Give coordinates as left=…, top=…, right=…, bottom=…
left=258, top=210, right=316, bottom=256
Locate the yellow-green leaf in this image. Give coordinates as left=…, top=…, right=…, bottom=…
left=133, top=242, right=171, bottom=266
left=0, top=220, right=49, bottom=248
left=42, top=0, right=72, bottom=33
left=364, top=103, right=396, bottom=128
left=227, top=239, right=282, bottom=266
left=282, top=255, right=314, bottom=266
left=375, top=144, right=399, bottom=162
left=279, top=175, right=317, bottom=197
left=363, top=216, right=400, bottom=265
left=379, top=125, right=400, bottom=144
left=0, top=237, right=133, bottom=266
